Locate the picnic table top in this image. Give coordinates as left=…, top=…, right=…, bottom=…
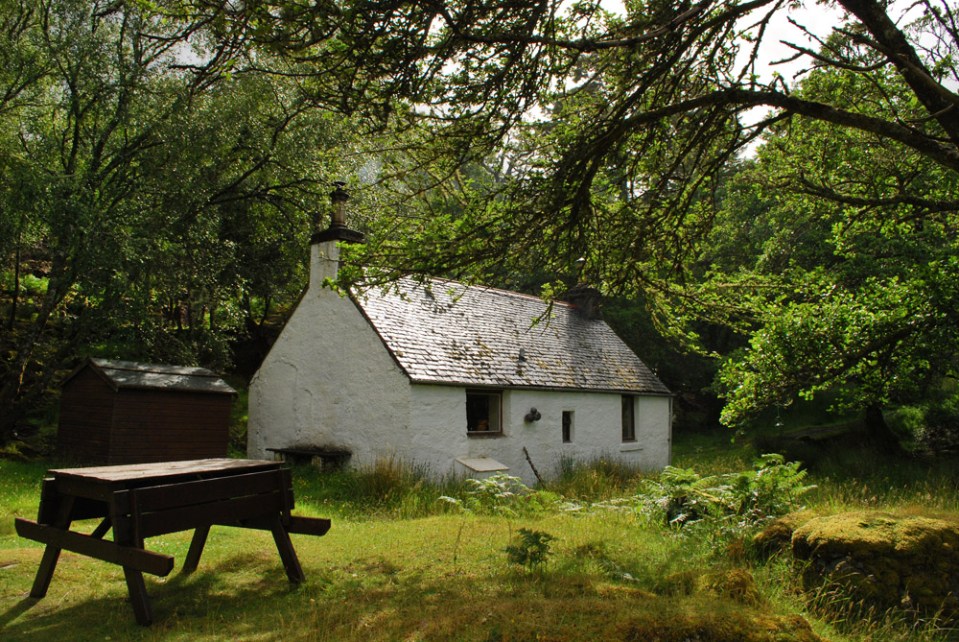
left=46, top=458, right=279, bottom=485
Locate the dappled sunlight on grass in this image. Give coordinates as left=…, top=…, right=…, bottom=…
left=3, top=442, right=959, bottom=640
left=1, top=513, right=824, bottom=641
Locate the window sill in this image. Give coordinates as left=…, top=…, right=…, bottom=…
left=620, top=443, right=643, bottom=452
left=467, top=431, right=505, bottom=438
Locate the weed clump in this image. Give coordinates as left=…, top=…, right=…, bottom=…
left=439, top=473, right=559, bottom=517
left=505, top=528, right=555, bottom=572
left=639, top=453, right=814, bottom=530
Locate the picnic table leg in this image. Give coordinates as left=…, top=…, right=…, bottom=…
left=29, top=494, right=75, bottom=598
left=90, top=517, right=112, bottom=539
left=182, top=525, right=210, bottom=574
left=30, top=547, right=62, bottom=598
left=116, top=523, right=154, bottom=625
left=269, top=515, right=305, bottom=584
left=123, top=566, right=153, bottom=626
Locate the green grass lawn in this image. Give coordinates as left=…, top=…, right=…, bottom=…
left=2, top=433, right=959, bottom=642
left=0, top=515, right=824, bottom=641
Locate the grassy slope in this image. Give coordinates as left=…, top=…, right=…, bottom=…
left=2, top=430, right=959, bottom=641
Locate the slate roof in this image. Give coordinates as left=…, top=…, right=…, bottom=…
left=70, top=358, right=236, bottom=395
left=352, top=278, right=670, bottom=395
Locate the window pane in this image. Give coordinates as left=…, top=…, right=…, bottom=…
left=467, top=394, right=489, bottom=431
left=467, top=391, right=502, bottom=433
left=621, top=396, right=636, bottom=442
left=562, top=411, right=573, bottom=443
left=487, top=394, right=501, bottom=432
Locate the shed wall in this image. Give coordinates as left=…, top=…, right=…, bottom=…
left=58, top=365, right=233, bottom=465
left=57, top=368, right=114, bottom=461
left=109, top=389, right=232, bottom=463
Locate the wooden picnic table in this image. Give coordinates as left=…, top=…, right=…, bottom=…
left=14, top=458, right=330, bottom=625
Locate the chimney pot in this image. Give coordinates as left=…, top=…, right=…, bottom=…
left=310, top=180, right=365, bottom=245
left=564, top=256, right=601, bottom=319
left=330, top=181, right=349, bottom=227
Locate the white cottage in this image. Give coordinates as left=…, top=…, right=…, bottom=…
left=248, top=190, right=672, bottom=484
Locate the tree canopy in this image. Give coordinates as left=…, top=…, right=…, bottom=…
left=0, top=0, right=355, bottom=438
left=710, top=59, right=959, bottom=435
left=194, top=0, right=959, bottom=282
left=3, top=0, right=959, bottom=443
left=262, top=0, right=958, bottom=433
left=266, top=0, right=958, bottom=432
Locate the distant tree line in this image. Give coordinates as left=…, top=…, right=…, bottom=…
left=2, top=0, right=958, bottom=450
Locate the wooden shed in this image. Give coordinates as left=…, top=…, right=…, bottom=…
left=58, top=358, right=236, bottom=464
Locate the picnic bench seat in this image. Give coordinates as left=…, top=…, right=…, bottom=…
left=267, top=446, right=352, bottom=469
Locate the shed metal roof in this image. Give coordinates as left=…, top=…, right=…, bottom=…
left=352, top=278, right=670, bottom=395
left=75, top=358, right=236, bottom=395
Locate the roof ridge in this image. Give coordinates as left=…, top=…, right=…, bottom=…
left=389, top=275, right=575, bottom=308
left=92, top=358, right=216, bottom=377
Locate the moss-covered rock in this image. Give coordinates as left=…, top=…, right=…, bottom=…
left=753, top=511, right=817, bottom=557
left=701, top=568, right=764, bottom=606
left=791, top=511, right=959, bottom=617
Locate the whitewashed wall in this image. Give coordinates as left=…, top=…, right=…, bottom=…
left=249, top=240, right=672, bottom=484
left=407, top=385, right=469, bottom=477
left=248, top=241, right=413, bottom=463
left=407, top=385, right=672, bottom=485
left=496, top=389, right=671, bottom=483
left=636, top=395, right=673, bottom=469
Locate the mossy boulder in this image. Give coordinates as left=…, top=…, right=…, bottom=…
left=701, top=568, right=764, bottom=606
left=753, top=511, right=817, bottom=557
left=791, top=511, right=959, bottom=617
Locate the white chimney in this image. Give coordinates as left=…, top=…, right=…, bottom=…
left=309, top=182, right=365, bottom=292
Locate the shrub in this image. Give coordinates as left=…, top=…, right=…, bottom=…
left=920, top=403, right=959, bottom=453
left=440, top=473, right=559, bottom=517
left=887, top=392, right=959, bottom=454
left=505, top=528, right=556, bottom=571
left=639, top=454, right=814, bottom=530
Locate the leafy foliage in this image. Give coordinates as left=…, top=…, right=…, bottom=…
left=5, top=0, right=959, bottom=446
left=640, top=454, right=814, bottom=529
left=504, top=528, right=556, bottom=572
left=439, top=473, right=560, bottom=517
left=0, top=0, right=355, bottom=438
left=217, top=0, right=959, bottom=438
left=214, top=0, right=959, bottom=296
left=706, top=60, right=959, bottom=431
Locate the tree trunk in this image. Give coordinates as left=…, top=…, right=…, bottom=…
left=864, top=403, right=903, bottom=455
left=8, top=241, right=20, bottom=331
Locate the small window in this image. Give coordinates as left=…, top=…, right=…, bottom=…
left=562, top=411, right=573, bottom=443
left=621, top=395, right=636, bottom=442
left=467, top=390, right=502, bottom=435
